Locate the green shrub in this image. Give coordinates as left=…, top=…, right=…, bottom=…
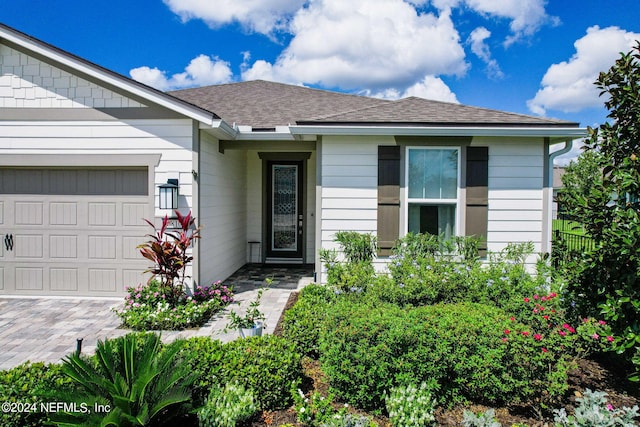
left=334, top=231, right=377, bottom=264
left=197, top=382, right=257, bottom=427
left=179, top=337, right=226, bottom=407
left=222, top=335, right=302, bottom=410
left=319, top=301, right=569, bottom=411
left=385, top=382, right=436, bottom=427
left=181, top=335, right=302, bottom=411
left=0, top=361, right=74, bottom=427
left=282, top=284, right=336, bottom=357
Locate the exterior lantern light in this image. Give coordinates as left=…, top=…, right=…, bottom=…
left=158, top=178, right=179, bottom=210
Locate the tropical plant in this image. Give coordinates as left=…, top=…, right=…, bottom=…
left=138, top=210, right=201, bottom=304
left=51, top=333, right=195, bottom=426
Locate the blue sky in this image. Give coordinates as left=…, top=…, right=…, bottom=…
left=2, top=0, right=639, bottom=137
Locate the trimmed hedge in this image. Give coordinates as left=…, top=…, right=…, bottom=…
left=282, top=284, right=336, bottom=357
left=180, top=335, right=302, bottom=410
left=0, top=361, right=74, bottom=427
left=319, top=301, right=569, bottom=411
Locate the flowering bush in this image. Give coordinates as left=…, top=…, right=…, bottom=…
left=502, top=292, right=615, bottom=361
left=114, top=280, right=233, bottom=330
left=499, top=292, right=615, bottom=407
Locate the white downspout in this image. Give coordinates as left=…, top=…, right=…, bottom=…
left=545, top=138, right=575, bottom=253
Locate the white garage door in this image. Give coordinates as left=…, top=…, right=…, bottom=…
left=0, top=167, right=152, bottom=297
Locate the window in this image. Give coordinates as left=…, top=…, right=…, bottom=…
left=406, top=147, right=459, bottom=240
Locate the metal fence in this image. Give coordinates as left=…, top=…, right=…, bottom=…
left=552, top=213, right=595, bottom=266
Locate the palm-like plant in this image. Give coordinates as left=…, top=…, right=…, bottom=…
left=52, top=333, right=195, bottom=426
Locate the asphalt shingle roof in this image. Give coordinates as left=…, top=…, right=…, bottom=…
left=169, top=80, right=579, bottom=129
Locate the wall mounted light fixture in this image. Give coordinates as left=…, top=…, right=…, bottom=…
left=158, top=178, right=179, bottom=210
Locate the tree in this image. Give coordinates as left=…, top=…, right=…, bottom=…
left=556, top=149, right=604, bottom=215
left=563, top=41, right=640, bottom=380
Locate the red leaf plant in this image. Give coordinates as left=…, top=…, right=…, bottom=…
left=138, top=210, right=201, bottom=305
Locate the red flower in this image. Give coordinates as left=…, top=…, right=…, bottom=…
left=522, top=331, right=530, bottom=336
left=607, top=336, right=614, bottom=342
left=509, top=316, right=515, bottom=321
left=534, top=295, right=539, bottom=300
left=599, top=320, right=607, bottom=325
left=542, top=348, right=548, bottom=353
left=504, top=329, right=511, bottom=335
left=501, top=337, right=508, bottom=342
left=558, top=330, right=567, bottom=337
left=549, top=292, right=557, bottom=298
left=524, top=297, right=530, bottom=303
left=534, top=334, right=542, bottom=341
left=543, top=315, right=550, bottom=320
left=592, top=333, right=600, bottom=340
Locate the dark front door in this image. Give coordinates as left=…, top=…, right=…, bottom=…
left=266, top=161, right=303, bottom=260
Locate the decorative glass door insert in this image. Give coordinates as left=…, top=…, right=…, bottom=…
left=271, top=164, right=298, bottom=251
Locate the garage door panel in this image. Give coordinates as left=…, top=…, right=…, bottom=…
left=15, top=202, right=43, bottom=225
left=123, top=269, right=147, bottom=288
left=50, top=235, right=78, bottom=258
left=89, top=269, right=117, bottom=292
left=0, top=267, right=4, bottom=290
left=88, top=203, right=117, bottom=226
left=50, top=268, right=78, bottom=291
left=15, top=267, right=43, bottom=290
left=88, top=236, right=116, bottom=259
left=14, top=235, right=43, bottom=258
left=0, top=201, right=4, bottom=224
left=50, top=202, right=77, bottom=225
left=123, top=203, right=148, bottom=226
left=123, top=236, right=142, bottom=259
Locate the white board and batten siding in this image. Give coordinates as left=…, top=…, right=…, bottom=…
left=318, top=136, right=548, bottom=281
left=0, top=43, right=199, bottom=295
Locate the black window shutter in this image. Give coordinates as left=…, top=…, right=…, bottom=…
left=377, top=146, right=401, bottom=256
left=465, top=146, right=489, bottom=257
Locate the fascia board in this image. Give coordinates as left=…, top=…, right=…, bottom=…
left=288, top=125, right=588, bottom=139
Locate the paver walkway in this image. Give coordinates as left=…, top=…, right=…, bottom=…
left=0, top=264, right=314, bottom=370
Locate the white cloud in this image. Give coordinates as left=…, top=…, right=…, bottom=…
left=162, top=0, right=305, bottom=35
left=527, top=26, right=640, bottom=116
left=241, top=0, right=468, bottom=92
left=130, top=55, right=233, bottom=91
left=368, top=75, right=459, bottom=103
left=468, top=27, right=504, bottom=79
left=463, top=0, right=559, bottom=46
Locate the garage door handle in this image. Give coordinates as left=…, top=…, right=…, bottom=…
left=4, top=234, right=13, bottom=251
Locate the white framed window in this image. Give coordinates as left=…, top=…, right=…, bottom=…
left=405, top=147, right=460, bottom=240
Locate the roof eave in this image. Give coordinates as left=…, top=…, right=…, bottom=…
left=289, top=124, right=588, bottom=139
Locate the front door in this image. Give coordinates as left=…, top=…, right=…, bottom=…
left=266, top=161, right=303, bottom=261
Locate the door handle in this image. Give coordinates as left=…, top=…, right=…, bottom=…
left=4, top=234, right=13, bottom=251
